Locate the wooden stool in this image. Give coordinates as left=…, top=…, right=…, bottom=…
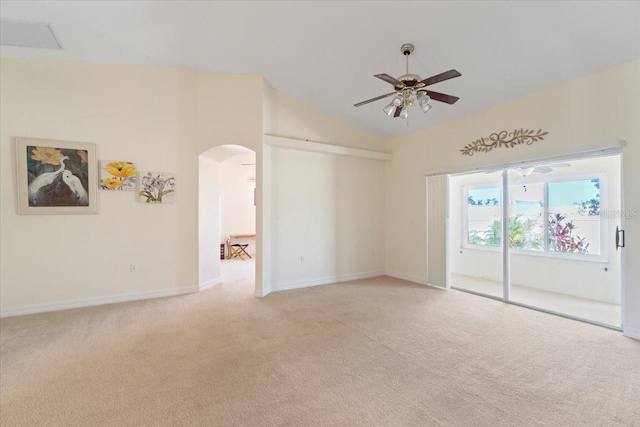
left=226, top=237, right=252, bottom=260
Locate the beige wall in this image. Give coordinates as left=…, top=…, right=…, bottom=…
left=261, top=82, right=386, bottom=294
left=385, top=60, right=640, bottom=334
left=198, top=155, right=222, bottom=287
left=264, top=84, right=384, bottom=151
left=270, top=147, right=386, bottom=290
left=197, top=75, right=264, bottom=153
left=0, top=58, right=199, bottom=313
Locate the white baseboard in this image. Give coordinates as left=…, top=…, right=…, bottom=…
left=199, top=278, right=222, bottom=292
left=384, top=271, right=428, bottom=286
left=623, top=326, right=640, bottom=341
left=0, top=287, right=199, bottom=318
left=255, top=288, right=270, bottom=298
left=272, top=271, right=385, bottom=292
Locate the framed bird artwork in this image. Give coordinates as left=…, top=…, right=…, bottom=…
left=15, top=137, right=98, bottom=214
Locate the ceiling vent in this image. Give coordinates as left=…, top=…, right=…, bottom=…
left=0, top=20, right=62, bottom=49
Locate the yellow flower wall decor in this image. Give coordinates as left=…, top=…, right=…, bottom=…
left=102, top=177, right=123, bottom=190
left=100, top=160, right=137, bottom=191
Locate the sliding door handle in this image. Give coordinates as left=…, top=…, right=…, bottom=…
left=616, top=226, right=625, bottom=250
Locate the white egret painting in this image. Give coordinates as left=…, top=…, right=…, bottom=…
left=138, top=171, right=176, bottom=204
left=16, top=138, right=98, bottom=214
left=100, top=161, right=137, bottom=191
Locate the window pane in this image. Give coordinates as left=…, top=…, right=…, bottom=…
left=467, top=187, right=501, bottom=247
left=548, top=179, right=600, bottom=254
left=508, top=183, right=544, bottom=251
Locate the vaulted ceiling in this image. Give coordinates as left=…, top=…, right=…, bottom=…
left=1, top=1, right=639, bottom=139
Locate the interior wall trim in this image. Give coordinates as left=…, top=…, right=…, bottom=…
left=271, top=271, right=385, bottom=292
left=422, top=140, right=626, bottom=177
left=623, top=326, right=640, bottom=341
left=264, top=135, right=392, bottom=161
left=0, top=287, right=199, bottom=318
left=199, top=278, right=222, bottom=292
left=384, top=271, right=429, bottom=286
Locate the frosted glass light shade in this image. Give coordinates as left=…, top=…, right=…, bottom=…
left=383, top=103, right=395, bottom=116
left=420, top=102, right=432, bottom=113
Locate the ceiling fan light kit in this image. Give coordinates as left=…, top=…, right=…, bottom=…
left=354, top=43, right=461, bottom=121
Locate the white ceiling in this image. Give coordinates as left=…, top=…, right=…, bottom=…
left=1, top=1, right=639, bottom=140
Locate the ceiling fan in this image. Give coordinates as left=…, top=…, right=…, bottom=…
left=483, top=162, right=571, bottom=177
left=354, top=43, right=461, bottom=119
left=483, top=162, right=571, bottom=192
left=514, top=163, right=570, bottom=177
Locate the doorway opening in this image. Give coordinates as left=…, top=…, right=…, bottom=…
left=199, top=145, right=256, bottom=293
left=445, top=153, right=623, bottom=328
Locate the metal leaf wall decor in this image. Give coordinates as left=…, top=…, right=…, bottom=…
left=461, top=128, right=548, bottom=156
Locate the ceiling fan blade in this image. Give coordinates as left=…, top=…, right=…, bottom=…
left=420, top=69, right=461, bottom=87
left=542, top=163, right=570, bottom=168
left=375, top=73, right=404, bottom=87
left=354, top=92, right=396, bottom=107
left=393, top=107, right=402, bottom=117
left=534, top=166, right=553, bottom=173
left=425, top=90, right=460, bottom=104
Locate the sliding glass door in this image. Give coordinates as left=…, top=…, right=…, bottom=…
left=447, top=154, right=622, bottom=328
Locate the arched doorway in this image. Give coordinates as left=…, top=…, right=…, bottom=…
left=199, top=144, right=257, bottom=294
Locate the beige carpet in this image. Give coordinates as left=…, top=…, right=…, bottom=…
left=1, top=272, right=639, bottom=426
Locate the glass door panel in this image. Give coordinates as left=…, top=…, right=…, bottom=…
left=507, top=156, right=622, bottom=327
left=448, top=170, right=504, bottom=299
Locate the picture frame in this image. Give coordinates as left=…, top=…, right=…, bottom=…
left=100, top=160, right=137, bottom=191
left=15, top=137, right=99, bottom=215
left=137, top=171, right=176, bottom=204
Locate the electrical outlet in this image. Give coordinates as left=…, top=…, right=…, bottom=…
left=130, top=264, right=137, bottom=273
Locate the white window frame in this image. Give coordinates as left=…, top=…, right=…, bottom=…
left=462, top=172, right=608, bottom=262
left=462, top=182, right=503, bottom=251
